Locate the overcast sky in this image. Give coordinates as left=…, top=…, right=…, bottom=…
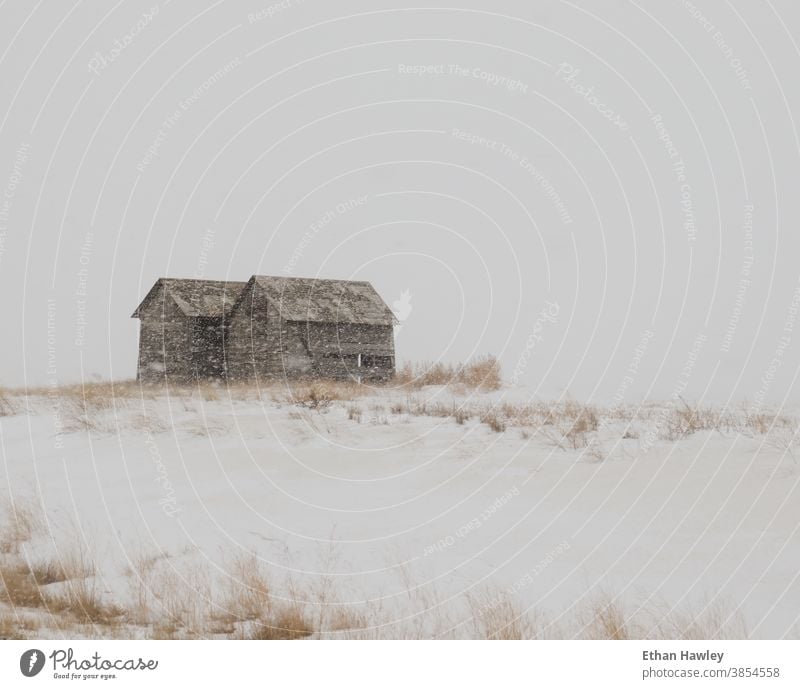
left=2, top=0, right=800, bottom=407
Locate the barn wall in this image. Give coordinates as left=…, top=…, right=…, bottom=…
left=305, top=322, right=395, bottom=381
left=192, top=317, right=227, bottom=379
left=226, top=306, right=395, bottom=382
left=136, top=295, right=193, bottom=383
left=225, top=284, right=285, bottom=381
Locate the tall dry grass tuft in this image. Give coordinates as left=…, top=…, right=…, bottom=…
left=220, top=554, right=273, bottom=624
left=0, top=499, right=42, bottom=555
left=542, top=400, right=600, bottom=450
left=395, top=355, right=502, bottom=391
left=0, top=613, right=25, bottom=639
left=644, top=597, right=749, bottom=640
left=480, top=411, right=507, bottom=433
left=1, top=552, right=122, bottom=626
left=0, top=561, right=49, bottom=608
left=581, top=597, right=631, bottom=640
left=248, top=605, right=313, bottom=640
left=660, top=399, right=722, bottom=441
left=285, top=380, right=364, bottom=410
left=469, top=593, right=538, bottom=640
left=458, top=355, right=503, bottom=391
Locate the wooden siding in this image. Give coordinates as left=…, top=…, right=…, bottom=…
left=134, top=276, right=396, bottom=383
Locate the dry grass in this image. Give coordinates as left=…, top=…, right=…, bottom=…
left=0, top=561, right=48, bottom=608
left=47, top=577, right=125, bottom=625
left=530, top=400, right=600, bottom=449
left=469, top=593, right=538, bottom=640
left=480, top=411, right=507, bottom=433
left=285, top=380, right=364, bottom=410
left=453, top=406, right=470, bottom=425
left=581, top=596, right=631, bottom=640
left=0, top=538, right=754, bottom=640
left=249, top=606, right=314, bottom=640
left=346, top=404, right=363, bottom=422
left=660, top=400, right=722, bottom=441
left=220, top=554, right=273, bottom=623
left=0, top=497, right=44, bottom=555
left=0, top=387, right=17, bottom=417
left=0, top=614, right=25, bottom=639
left=394, top=355, right=502, bottom=391
left=1, top=549, right=121, bottom=627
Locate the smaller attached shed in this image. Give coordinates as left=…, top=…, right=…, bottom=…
left=131, top=278, right=245, bottom=383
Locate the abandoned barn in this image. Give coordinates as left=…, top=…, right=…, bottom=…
left=131, top=275, right=397, bottom=383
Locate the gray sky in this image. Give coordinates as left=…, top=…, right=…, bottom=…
left=2, top=0, right=800, bottom=406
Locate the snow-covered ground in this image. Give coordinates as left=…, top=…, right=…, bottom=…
left=1, top=383, right=798, bottom=639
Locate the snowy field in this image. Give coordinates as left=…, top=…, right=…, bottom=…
left=0, top=381, right=798, bottom=639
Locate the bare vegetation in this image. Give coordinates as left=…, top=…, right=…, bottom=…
left=0, top=500, right=41, bottom=555
left=0, top=504, right=761, bottom=640
left=394, top=355, right=502, bottom=391
left=285, top=380, right=365, bottom=410
left=2, top=372, right=799, bottom=464
left=0, top=387, right=17, bottom=417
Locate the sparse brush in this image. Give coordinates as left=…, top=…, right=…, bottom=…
left=394, top=355, right=502, bottom=391
left=660, top=399, right=721, bottom=441
left=0, top=561, right=48, bottom=608
left=29, top=560, right=69, bottom=586
left=544, top=400, right=599, bottom=450
left=0, top=500, right=41, bottom=555
left=0, top=613, right=25, bottom=640
left=346, top=405, right=362, bottom=422
left=220, top=554, right=273, bottom=623
left=469, top=593, right=536, bottom=639
left=288, top=381, right=362, bottom=410
left=197, top=384, right=220, bottom=401
left=743, top=412, right=776, bottom=435
left=249, top=605, right=313, bottom=640
left=582, top=597, right=630, bottom=640
left=324, top=606, right=371, bottom=638
left=0, top=542, right=122, bottom=626
left=458, top=355, right=502, bottom=391
left=48, top=577, right=125, bottom=625
left=646, top=597, right=749, bottom=640
left=0, top=387, right=17, bottom=417
left=481, top=411, right=506, bottom=433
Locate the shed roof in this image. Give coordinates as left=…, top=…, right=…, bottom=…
left=252, top=276, right=397, bottom=325
left=131, top=278, right=247, bottom=319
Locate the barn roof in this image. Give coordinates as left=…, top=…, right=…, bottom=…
left=252, top=276, right=397, bottom=325
left=131, top=278, right=247, bottom=318
left=133, top=275, right=397, bottom=325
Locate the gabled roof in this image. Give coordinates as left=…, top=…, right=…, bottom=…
left=131, top=278, right=247, bottom=319
left=252, top=275, right=397, bottom=325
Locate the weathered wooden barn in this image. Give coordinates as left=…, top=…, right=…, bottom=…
left=132, top=275, right=397, bottom=383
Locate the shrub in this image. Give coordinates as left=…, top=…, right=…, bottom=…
left=544, top=401, right=599, bottom=450
left=453, top=407, right=470, bottom=425
left=459, top=355, right=502, bottom=391
left=481, top=411, right=506, bottom=433
left=394, top=355, right=502, bottom=391
left=249, top=606, right=313, bottom=640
